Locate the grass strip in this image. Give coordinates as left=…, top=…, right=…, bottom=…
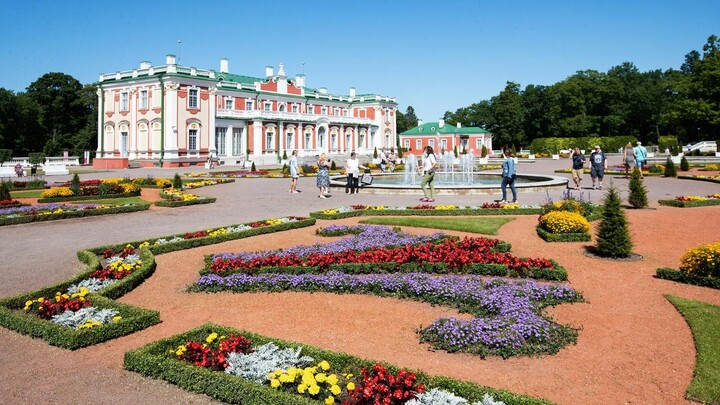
left=359, top=216, right=514, bottom=235
left=665, top=295, right=720, bottom=404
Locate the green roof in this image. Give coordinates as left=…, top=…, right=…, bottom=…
left=399, top=122, right=489, bottom=136
left=217, top=72, right=263, bottom=85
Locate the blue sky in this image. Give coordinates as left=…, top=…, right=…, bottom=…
left=1, top=0, right=717, bottom=121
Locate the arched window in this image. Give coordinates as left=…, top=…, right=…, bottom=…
left=318, top=127, right=326, bottom=148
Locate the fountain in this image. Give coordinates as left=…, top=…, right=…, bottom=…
left=330, top=152, right=568, bottom=195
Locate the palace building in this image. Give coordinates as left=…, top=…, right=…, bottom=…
left=398, top=119, right=492, bottom=156
left=94, top=55, right=397, bottom=168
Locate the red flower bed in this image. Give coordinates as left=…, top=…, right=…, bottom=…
left=343, top=363, right=424, bottom=405
left=35, top=296, right=92, bottom=320
left=210, top=237, right=556, bottom=276
left=177, top=334, right=253, bottom=371
left=0, top=199, right=24, bottom=207
left=184, top=231, right=208, bottom=239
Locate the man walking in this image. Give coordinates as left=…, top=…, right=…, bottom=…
left=590, top=145, right=607, bottom=190
left=570, top=147, right=585, bottom=190
left=634, top=141, right=647, bottom=178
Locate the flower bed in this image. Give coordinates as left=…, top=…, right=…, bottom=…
left=310, top=205, right=542, bottom=220
left=38, top=182, right=142, bottom=202
left=536, top=211, right=591, bottom=242
left=677, top=174, right=720, bottom=184
left=203, top=225, right=564, bottom=281
left=191, top=273, right=580, bottom=358
left=0, top=202, right=150, bottom=226
left=658, top=194, right=720, bottom=207
left=182, top=179, right=235, bottom=189
left=0, top=199, right=27, bottom=208
left=3, top=179, right=47, bottom=189
left=154, top=188, right=217, bottom=207
left=656, top=241, right=720, bottom=289
left=124, top=323, right=552, bottom=404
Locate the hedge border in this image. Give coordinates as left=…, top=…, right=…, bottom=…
left=37, top=191, right=141, bottom=203
left=677, top=175, right=720, bottom=184
left=0, top=248, right=160, bottom=349
left=88, top=218, right=317, bottom=256
left=0, top=203, right=150, bottom=226
left=310, top=207, right=543, bottom=220
left=655, top=268, right=720, bottom=290
left=657, top=199, right=720, bottom=208
left=124, top=323, right=552, bottom=405
left=536, top=226, right=592, bottom=243
left=154, top=197, right=217, bottom=207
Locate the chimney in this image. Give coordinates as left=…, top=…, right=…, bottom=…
left=418, top=119, right=423, bottom=126
left=457, top=122, right=462, bottom=128
left=220, top=58, right=228, bottom=73
left=265, top=65, right=274, bottom=77
left=349, top=87, right=356, bottom=98
left=166, top=54, right=176, bottom=65
left=140, top=61, right=151, bottom=69
left=295, top=74, right=305, bottom=88
left=438, top=119, right=445, bottom=128
left=319, top=87, right=327, bottom=94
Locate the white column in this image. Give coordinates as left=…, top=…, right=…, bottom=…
left=209, top=87, right=217, bottom=155
left=225, top=125, right=233, bottom=157
left=129, top=88, right=137, bottom=159
left=279, top=122, right=285, bottom=154
left=164, top=81, right=180, bottom=158
left=96, top=89, right=103, bottom=157
left=252, top=120, right=262, bottom=158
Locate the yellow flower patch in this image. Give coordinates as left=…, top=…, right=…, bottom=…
left=680, top=242, right=720, bottom=277
left=540, top=211, right=590, bottom=234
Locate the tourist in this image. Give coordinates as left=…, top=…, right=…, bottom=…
left=316, top=153, right=331, bottom=198
left=288, top=150, right=301, bottom=193
left=590, top=145, right=607, bottom=190
left=570, top=147, right=585, bottom=190
left=419, top=145, right=437, bottom=202
left=14, top=163, right=23, bottom=177
left=345, top=152, right=367, bottom=194
left=634, top=141, right=647, bottom=178
left=623, top=142, right=636, bottom=177
left=387, top=147, right=397, bottom=172
left=379, top=148, right=388, bottom=173
left=499, top=148, right=517, bottom=204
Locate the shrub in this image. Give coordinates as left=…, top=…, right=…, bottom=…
left=251, top=161, right=256, bottom=172
left=680, top=242, right=720, bottom=278
left=649, top=164, right=665, bottom=174
left=627, top=168, right=648, bottom=208
left=539, top=211, right=590, bottom=234
left=282, top=150, right=288, bottom=160
left=0, top=182, right=11, bottom=201
left=664, top=157, right=677, bottom=177
left=172, top=173, right=183, bottom=189
left=594, top=184, right=633, bottom=258
left=373, top=147, right=378, bottom=159
left=330, top=160, right=337, bottom=170
left=0, top=149, right=11, bottom=166
left=481, top=145, right=488, bottom=158
left=680, top=156, right=690, bottom=171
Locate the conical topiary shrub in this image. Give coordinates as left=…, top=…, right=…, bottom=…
left=628, top=168, right=648, bottom=208
left=664, top=157, right=677, bottom=177
left=0, top=182, right=11, bottom=201
left=251, top=161, right=256, bottom=172
left=70, top=173, right=81, bottom=196
left=172, top=173, right=183, bottom=190
left=481, top=145, right=488, bottom=158
left=680, top=156, right=690, bottom=171
left=595, top=183, right=633, bottom=258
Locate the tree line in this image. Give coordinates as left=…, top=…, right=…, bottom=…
left=398, top=35, right=720, bottom=149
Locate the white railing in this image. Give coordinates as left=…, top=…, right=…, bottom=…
left=7, top=156, right=81, bottom=167
left=689, top=141, right=717, bottom=152
left=216, top=109, right=375, bottom=126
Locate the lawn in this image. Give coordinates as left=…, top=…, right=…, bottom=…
left=359, top=216, right=515, bottom=235
left=666, top=295, right=720, bottom=404
left=10, top=189, right=45, bottom=198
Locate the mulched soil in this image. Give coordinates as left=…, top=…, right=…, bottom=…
left=2, top=188, right=720, bottom=404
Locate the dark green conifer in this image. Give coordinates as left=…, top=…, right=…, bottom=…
left=595, top=184, right=633, bottom=258
left=664, top=157, right=677, bottom=177
left=172, top=173, right=183, bottom=190
left=627, top=168, right=648, bottom=208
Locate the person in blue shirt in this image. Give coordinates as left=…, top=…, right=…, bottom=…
left=633, top=141, right=647, bottom=178
left=500, top=149, right=517, bottom=204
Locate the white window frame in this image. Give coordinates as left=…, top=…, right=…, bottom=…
left=305, top=130, right=312, bottom=148
left=139, top=90, right=148, bottom=110
left=120, top=92, right=129, bottom=111
left=265, top=127, right=275, bottom=152
left=286, top=129, right=294, bottom=150
left=404, top=140, right=410, bottom=149
left=264, top=102, right=272, bottom=111
left=291, top=104, right=298, bottom=113
left=225, top=97, right=233, bottom=110
left=307, top=104, right=314, bottom=114
left=216, top=127, right=227, bottom=156
left=415, top=139, right=422, bottom=150
left=442, top=139, right=449, bottom=151
left=245, top=100, right=253, bottom=110
left=188, top=88, right=199, bottom=109
left=188, top=129, right=198, bottom=151
left=232, top=127, right=243, bottom=155
left=321, top=106, right=327, bottom=115
left=429, top=139, right=435, bottom=149
left=385, top=109, right=390, bottom=122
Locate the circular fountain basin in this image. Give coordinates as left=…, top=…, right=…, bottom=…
left=330, top=172, right=569, bottom=195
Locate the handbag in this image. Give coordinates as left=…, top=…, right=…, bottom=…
left=360, top=173, right=373, bottom=185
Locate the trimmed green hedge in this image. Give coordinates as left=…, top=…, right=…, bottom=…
left=657, top=199, right=720, bottom=208
left=530, top=136, right=637, bottom=155
left=124, top=323, right=552, bottom=405
left=154, top=197, right=217, bottom=207
left=536, top=226, right=591, bottom=243
left=0, top=203, right=150, bottom=226
left=38, top=191, right=141, bottom=203
left=677, top=176, right=720, bottom=184
left=88, top=218, right=317, bottom=256
left=310, top=207, right=542, bottom=220
left=0, top=248, right=160, bottom=349
left=0, top=294, right=159, bottom=350
left=656, top=268, right=720, bottom=290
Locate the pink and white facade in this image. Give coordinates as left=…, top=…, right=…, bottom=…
left=95, top=55, right=397, bottom=168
